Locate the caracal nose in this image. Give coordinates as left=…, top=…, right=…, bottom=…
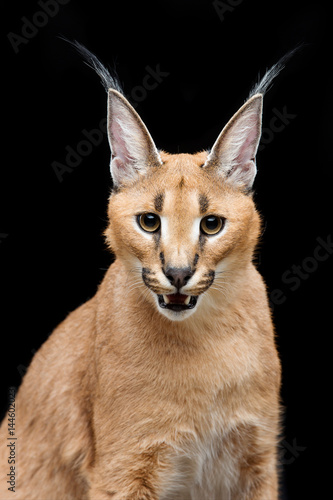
left=164, top=267, right=193, bottom=291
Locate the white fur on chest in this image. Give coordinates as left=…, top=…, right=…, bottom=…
left=159, top=420, right=240, bottom=500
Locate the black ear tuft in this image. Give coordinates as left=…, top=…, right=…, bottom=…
left=63, top=38, right=124, bottom=94
left=249, top=45, right=303, bottom=97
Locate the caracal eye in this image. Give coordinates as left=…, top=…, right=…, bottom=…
left=200, top=215, right=224, bottom=236
left=138, top=213, right=161, bottom=233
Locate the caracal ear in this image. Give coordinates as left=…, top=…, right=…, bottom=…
left=203, top=94, right=263, bottom=191
left=107, top=89, right=162, bottom=187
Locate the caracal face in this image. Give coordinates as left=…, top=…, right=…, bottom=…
left=106, top=150, right=260, bottom=321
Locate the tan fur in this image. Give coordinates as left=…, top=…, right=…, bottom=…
left=0, top=99, right=281, bottom=499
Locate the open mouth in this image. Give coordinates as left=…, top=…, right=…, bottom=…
left=157, top=293, right=198, bottom=312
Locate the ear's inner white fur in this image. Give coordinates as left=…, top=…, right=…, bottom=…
left=107, top=89, right=162, bottom=187
left=203, top=94, right=263, bottom=191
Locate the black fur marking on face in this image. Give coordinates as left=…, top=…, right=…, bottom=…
left=204, top=270, right=215, bottom=281
left=190, top=269, right=215, bottom=296
left=141, top=268, right=151, bottom=287
left=159, top=252, right=165, bottom=266
left=199, top=194, right=209, bottom=214
left=142, top=268, right=158, bottom=287
left=154, top=193, right=164, bottom=212
left=153, top=231, right=161, bottom=250
left=193, top=253, right=199, bottom=268
left=201, top=270, right=215, bottom=289
left=199, top=233, right=206, bottom=252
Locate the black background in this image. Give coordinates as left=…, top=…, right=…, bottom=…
left=1, top=0, right=332, bottom=498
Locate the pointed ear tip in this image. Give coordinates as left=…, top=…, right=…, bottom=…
left=243, top=93, right=263, bottom=117
left=108, top=89, right=133, bottom=113
left=249, top=93, right=263, bottom=106
left=251, top=92, right=263, bottom=99
left=108, top=88, right=125, bottom=100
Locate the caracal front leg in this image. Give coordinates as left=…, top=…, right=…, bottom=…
left=235, top=451, right=279, bottom=500
left=225, top=421, right=279, bottom=500
left=87, top=443, right=177, bottom=500
left=237, top=470, right=279, bottom=500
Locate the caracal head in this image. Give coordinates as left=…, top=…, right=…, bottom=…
left=105, top=90, right=262, bottom=321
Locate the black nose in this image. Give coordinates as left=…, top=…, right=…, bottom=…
left=164, top=267, right=193, bottom=290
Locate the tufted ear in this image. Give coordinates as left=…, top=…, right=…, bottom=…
left=203, top=94, right=263, bottom=191
left=107, top=89, right=162, bottom=187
